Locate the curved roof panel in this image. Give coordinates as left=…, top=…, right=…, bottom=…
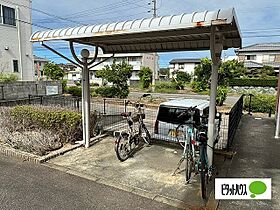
left=30, top=8, right=241, bottom=53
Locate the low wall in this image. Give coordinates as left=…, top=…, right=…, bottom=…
left=230, top=86, right=276, bottom=95
left=0, top=81, right=62, bottom=100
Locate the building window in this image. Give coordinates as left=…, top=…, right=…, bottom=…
left=263, top=54, right=276, bottom=62
left=245, top=55, right=256, bottom=61
left=13, top=60, right=19, bottom=72
left=2, top=5, right=16, bottom=26
left=179, top=64, right=184, bottom=69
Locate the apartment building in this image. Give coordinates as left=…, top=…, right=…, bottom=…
left=67, top=51, right=159, bottom=85
left=0, top=0, right=33, bottom=80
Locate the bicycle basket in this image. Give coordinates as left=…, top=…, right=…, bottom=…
left=131, top=113, right=140, bottom=122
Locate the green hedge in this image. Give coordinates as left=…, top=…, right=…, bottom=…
left=66, top=86, right=82, bottom=97
left=94, top=86, right=118, bottom=98
left=10, top=106, right=97, bottom=143
left=229, top=78, right=278, bottom=87
left=244, top=94, right=276, bottom=113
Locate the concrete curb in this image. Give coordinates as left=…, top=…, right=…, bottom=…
left=0, top=134, right=108, bottom=163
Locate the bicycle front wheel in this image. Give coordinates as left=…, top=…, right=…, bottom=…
left=115, top=135, right=130, bottom=162
left=140, top=125, right=151, bottom=145
left=185, top=143, right=193, bottom=183
left=200, top=147, right=207, bottom=199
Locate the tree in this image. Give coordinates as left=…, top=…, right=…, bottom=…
left=138, top=67, right=152, bottom=89
left=192, top=58, right=248, bottom=91
left=258, top=65, right=275, bottom=78
left=96, top=60, right=133, bottom=98
left=218, top=59, right=247, bottom=85
left=176, top=71, right=191, bottom=83
left=192, top=58, right=212, bottom=91
left=43, top=62, right=65, bottom=80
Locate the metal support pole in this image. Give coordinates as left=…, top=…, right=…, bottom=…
left=207, top=27, right=222, bottom=167
left=1, top=86, right=4, bottom=100
left=275, top=95, right=280, bottom=138
left=103, top=98, right=106, bottom=115
left=81, top=49, right=91, bottom=148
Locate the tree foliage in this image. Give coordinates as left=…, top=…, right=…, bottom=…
left=258, top=65, right=275, bottom=77
left=96, top=60, right=133, bottom=98
left=176, top=71, right=191, bottom=83
left=43, top=62, right=65, bottom=80
left=0, top=73, right=19, bottom=82
left=218, top=59, right=247, bottom=85
left=192, top=58, right=248, bottom=91
left=138, top=66, right=152, bottom=89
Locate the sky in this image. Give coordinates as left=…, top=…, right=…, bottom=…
left=31, top=0, right=280, bottom=67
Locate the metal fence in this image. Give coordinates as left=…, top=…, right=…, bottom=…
left=226, top=95, right=244, bottom=150
left=0, top=94, right=244, bottom=150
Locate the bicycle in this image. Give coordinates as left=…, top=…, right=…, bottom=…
left=114, top=94, right=151, bottom=161
left=173, top=106, right=221, bottom=199
left=172, top=106, right=198, bottom=183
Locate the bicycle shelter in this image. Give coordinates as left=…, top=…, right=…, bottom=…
left=30, top=7, right=241, bottom=166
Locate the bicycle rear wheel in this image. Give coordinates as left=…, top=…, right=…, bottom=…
left=115, top=135, right=130, bottom=162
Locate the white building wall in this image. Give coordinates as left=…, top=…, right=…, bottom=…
left=0, top=0, right=33, bottom=80
left=84, top=52, right=158, bottom=85
left=184, top=63, right=196, bottom=75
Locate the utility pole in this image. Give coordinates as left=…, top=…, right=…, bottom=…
left=149, top=0, right=157, bottom=92
left=152, top=0, right=157, bottom=18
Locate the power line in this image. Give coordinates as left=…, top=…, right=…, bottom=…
left=1, top=0, right=84, bottom=25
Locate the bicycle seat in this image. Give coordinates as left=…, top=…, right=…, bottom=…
left=121, top=112, right=131, bottom=117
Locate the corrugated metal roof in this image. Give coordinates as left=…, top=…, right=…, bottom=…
left=243, top=60, right=280, bottom=68
left=237, top=42, right=280, bottom=53
left=34, top=55, right=49, bottom=62
left=30, top=8, right=241, bottom=53
left=169, top=58, right=201, bottom=64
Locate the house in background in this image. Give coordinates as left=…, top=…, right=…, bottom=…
left=34, top=55, right=49, bottom=80
left=60, top=63, right=81, bottom=82
left=66, top=52, right=159, bottom=85
left=90, top=52, right=159, bottom=85
left=236, top=43, right=280, bottom=72
left=0, top=0, right=34, bottom=80
left=169, top=58, right=201, bottom=78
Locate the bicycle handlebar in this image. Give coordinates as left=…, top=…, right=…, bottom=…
left=177, top=106, right=198, bottom=119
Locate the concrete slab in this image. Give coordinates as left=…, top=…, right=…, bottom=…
left=47, top=136, right=218, bottom=209
left=218, top=115, right=280, bottom=210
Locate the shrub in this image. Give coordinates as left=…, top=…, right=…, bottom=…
left=176, top=71, right=191, bottom=83
left=10, top=105, right=98, bottom=144
left=139, top=67, right=152, bottom=89
left=91, top=83, right=100, bottom=87
left=95, top=86, right=118, bottom=98
left=216, top=86, right=229, bottom=106
left=244, top=94, right=276, bottom=113
left=67, top=86, right=82, bottom=97
left=229, top=78, right=277, bottom=87
left=0, top=73, right=19, bottom=82
left=61, top=79, right=68, bottom=93
left=191, top=81, right=208, bottom=92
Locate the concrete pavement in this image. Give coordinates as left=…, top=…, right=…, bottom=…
left=0, top=154, right=178, bottom=210
left=218, top=115, right=280, bottom=210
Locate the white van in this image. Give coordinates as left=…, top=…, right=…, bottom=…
left=153, top=98, right=220, bottom=143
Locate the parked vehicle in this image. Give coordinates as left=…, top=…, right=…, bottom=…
left=153, top=98, right=220, bottom=143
